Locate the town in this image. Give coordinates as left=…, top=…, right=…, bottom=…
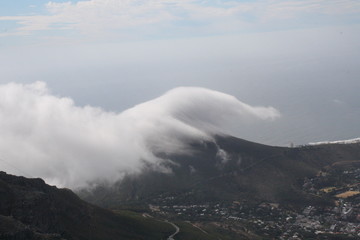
left=148, top=165, right=360, bottom=239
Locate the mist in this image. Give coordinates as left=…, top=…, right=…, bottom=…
left=0, top=82, right=279, bottom=188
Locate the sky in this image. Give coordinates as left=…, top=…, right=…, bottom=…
left=0, top=0, right=360, bottom=186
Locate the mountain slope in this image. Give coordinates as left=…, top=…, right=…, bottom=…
left=80, top=135, right=360, bottom=207
left=0, top=171, right=177, bottom=240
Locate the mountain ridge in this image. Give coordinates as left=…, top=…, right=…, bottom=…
left=79, top=135, right=360, bottom=208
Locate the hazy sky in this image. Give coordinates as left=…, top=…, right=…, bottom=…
left=0, top=1, right=360, bottom=184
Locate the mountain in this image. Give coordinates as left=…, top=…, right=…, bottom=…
left=80, top=135, right=360, bottom=208
left=0, top=171, right=198, bottom=240
left=2, top=135, right=360, bottom=240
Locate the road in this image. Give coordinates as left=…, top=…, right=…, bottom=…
left=166, top=221, right=180, bottom=240
left=141, top=213, right=180, bottom=240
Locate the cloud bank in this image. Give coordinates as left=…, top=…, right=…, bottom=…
left=0, top=82, right=279, bottom=188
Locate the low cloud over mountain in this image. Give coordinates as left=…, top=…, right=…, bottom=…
left=0, top=82, right=279, bottom=187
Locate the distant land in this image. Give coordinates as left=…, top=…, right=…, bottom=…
left=308, top=138, right=360, bottom=146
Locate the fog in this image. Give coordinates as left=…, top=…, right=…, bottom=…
left=0, top=82, right=279, bottom=188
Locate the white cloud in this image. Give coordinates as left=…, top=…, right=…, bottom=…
left=0, top=82, right=279, bottom=188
